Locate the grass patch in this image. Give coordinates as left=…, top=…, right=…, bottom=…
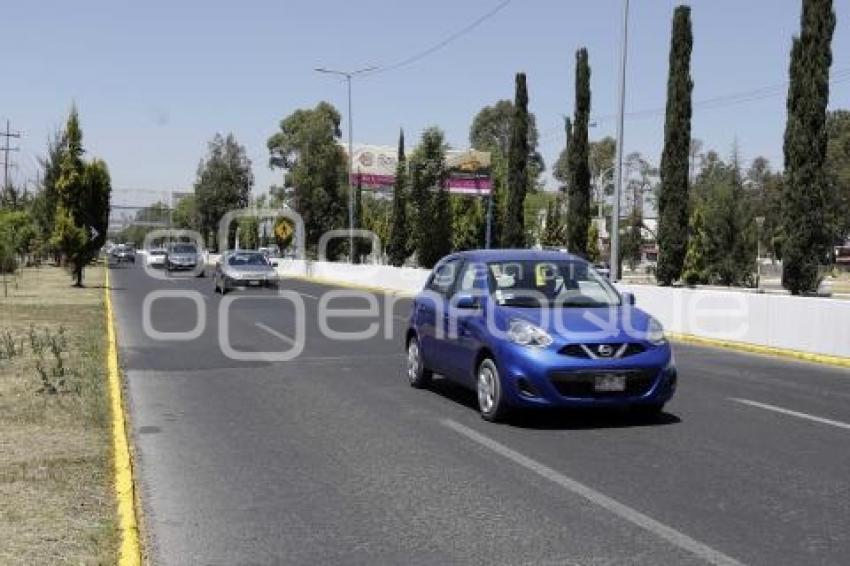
left=0, top=265, right=116, bottom=565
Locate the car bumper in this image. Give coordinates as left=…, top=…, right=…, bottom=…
left=493, top=341, right=677, bottom=409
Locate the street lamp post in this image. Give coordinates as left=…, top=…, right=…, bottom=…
left=610, top=0, right=630, bottom=282
left=314, top=66, right=377, bottom=260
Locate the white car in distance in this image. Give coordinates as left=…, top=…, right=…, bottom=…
left=145, top=249, right=167, bottom=268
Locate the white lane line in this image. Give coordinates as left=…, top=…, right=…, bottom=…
left=255, top=322, right=297, bottom=346
left=442, top=419, right=744, bottom=566
left=730, top=398, right=850, bottom=431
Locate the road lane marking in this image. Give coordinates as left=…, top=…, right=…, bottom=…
left=442, top=419, right=744, bottom=566
left=730, top=398, right=850, bottom=431
left=255, top=322, right=297, bottom=346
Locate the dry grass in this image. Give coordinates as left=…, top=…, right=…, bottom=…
left=0, top=265, right=116, bottom=565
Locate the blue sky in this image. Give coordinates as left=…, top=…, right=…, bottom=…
left=2, top=0, right=848, bottom=204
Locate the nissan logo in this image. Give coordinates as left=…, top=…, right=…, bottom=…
left=597, top=344, right=615, bottom=357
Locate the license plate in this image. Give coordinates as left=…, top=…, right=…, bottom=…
left=245, top=280, right=261, bottom=286
left=594, top=374, right=626, bottom=392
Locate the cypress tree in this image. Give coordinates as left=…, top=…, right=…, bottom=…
left=503, top=73, right=530, bottom=248
left=656, top=5, right=694, bottom=285
left=411, top=127, right=450, bottom=268
left=387, top=129, right=409, bottom=266
left=566, top=49, right=591, bottom=257
left=782, top=0, right=835, bottom=294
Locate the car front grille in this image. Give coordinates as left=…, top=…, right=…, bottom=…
left=559, top=342, right=646, bottom=359
left=549, top=369, right=657, bottom=398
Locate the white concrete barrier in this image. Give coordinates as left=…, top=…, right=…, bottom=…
left=274, top=260, right=850, bottom=360
left=618, top=284, right=850, bottom=359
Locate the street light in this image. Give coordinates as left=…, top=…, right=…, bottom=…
left=314, top=65, right=378, bottom=260
left=610, top=0, right=630, bottom=282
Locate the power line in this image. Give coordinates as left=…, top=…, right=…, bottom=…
left=362, top=0, right=512, bottom=77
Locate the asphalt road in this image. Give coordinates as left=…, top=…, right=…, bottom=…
left=109, top=263, right=850, bottom=566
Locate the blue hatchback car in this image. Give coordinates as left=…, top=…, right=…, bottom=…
left=406, top=250, right=677, bottom=421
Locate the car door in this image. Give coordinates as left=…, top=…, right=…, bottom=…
left=442, top=261, right=488, bottom=385
left=416, top=258, right=461, bottom=375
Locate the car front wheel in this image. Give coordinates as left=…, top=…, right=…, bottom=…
left=406, top=337, right=432, bottom=388
left=477, top=358, right=510, bottom=422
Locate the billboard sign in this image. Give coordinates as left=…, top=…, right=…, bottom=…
left=346, top=144, right=491, bottom=195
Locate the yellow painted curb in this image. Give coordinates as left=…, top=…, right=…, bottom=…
left=105, top=269, right=142, bottom=566
left=668, top=332, right=850, bottom=369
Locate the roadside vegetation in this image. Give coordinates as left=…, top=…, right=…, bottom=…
left=0, top=265, right=116, bottom=564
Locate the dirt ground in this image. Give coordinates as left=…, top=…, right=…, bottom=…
left=0, top=265, right=116, bottom=565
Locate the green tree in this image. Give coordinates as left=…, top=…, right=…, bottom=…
left=29, top=130, right=67, bottom=254
left=268, top=102, right=346, bottom=258
left=237, top=215, right=260, bottom=249
left=826, top=109, right=850, bottom=243
left=657, top=5, right=694, bottom=285
left=410, top=127, right=450, bottom=268
left=782, top=0, right=835, bottom=293
left=553, top=117, right=573, bottom=189
left=503, top=73, right=531, bottom=248
left=621, top=209, right=643, bottom=271
left=172, top=194, right=198, bottom=230
left=195, top=133, right=253, bottom=250
left=682, top=203, right=709, bottom=286
left=541, top=196, right=566, bottom=247
left=469, top=98, right=544, bottom=187
left=452, top=196, right=485, bottom=251
left=698, top=151, right=756, bottom=286
left=566, top=49, right=592, bottom=257
left=388, top=130, right=410, bottom=266
left=51, top=108, right=111, bottom=287
left=586, top=222, right=601, bottom=263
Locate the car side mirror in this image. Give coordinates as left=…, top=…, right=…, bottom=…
left=271, top=261, right=279, bottom=268
left=455, top=293, right=481, bottom=310
left=622, top=292, right=636, bottom=306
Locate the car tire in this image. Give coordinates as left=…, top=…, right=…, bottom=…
left=406, top=336, right=432, bottom=389
left=477, top=357, right=510, bottom=422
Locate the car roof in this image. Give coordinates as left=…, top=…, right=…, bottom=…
left=440, top=248, right=586, bottom=264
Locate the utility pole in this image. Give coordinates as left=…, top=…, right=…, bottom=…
left=610, top=0, right=630, bottom=282
left=314, top=65, right=377, bottom=260
left=1, top=120, right=22, bottom=201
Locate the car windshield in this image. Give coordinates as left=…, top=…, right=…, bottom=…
left=485, top=259, right=620, bottom=308
left=228, top=253, right=268, bottom=267
left=171, top=245, right=197, bottom=254
left=150, top=250, right=166, bottom=256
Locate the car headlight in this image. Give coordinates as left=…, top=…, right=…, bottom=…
left=647, top=318, right=666, bottom=345
left=508, top=319, right=553, bottom=348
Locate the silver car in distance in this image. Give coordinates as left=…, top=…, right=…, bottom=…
left=213, top=250, right=279, bottom=294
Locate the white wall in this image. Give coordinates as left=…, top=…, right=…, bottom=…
left=617, top=285, right=850, bottom=358
left=275, top=261, right=850, bottom=359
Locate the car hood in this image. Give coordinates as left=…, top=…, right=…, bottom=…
left=496, top=304, right=655, bottom=343
left=169, top=254, right=197, bottom=261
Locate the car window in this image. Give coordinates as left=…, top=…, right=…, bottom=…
left=458, top=261, right=488, bottom=293
left=427, top=259, right=460, bottom=297
left=486, top=259, right=621, bottom=307
left=228, top=253, right=268, bottom=266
